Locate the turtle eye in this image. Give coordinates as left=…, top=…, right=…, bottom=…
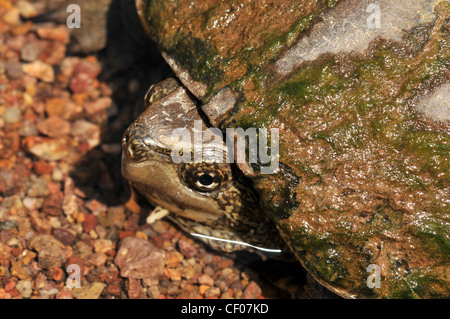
left=180, top=164, right=228, bottom=192
left=194, top=172, right=220, bottom=191
left=144, top=78, right=179, bottom=108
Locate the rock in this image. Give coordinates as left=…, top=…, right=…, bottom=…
left=242, top=281, right=262, bottom=299
left=198, top=274, right=214, bottom=286
left=20, top=42, right=40, bottom=62
left=93, top=239, right=113, bottom=253
left=104, top=206, right=125, bottom=228
left=69, top=72, right=92, bottom=94
left=72, top=282, right=105, bottom=299
left=2, top=107, right=21, bottom=124
left=115, top=237, right=165, bottom=280
left=44, top=98, right=66, bottom=117
left=26, top=175, right=49, bottom=197
left=28, top=235, right=71, bottom=269
left=71, top=120, right=100, bottom=149
left=2, top=7, right=20, bottom=25
left=42, top=190, right=63, bottom=216
left=23, top=136, right=72, bottom=161
left=55, top=289, right=73, bottom=299
left=84, top=97, right=112, bottom=115
left=17, top=1, right=40, bottom=18
left=167, top=268, right=181, bottom=281
left=22, top=60, right=55, bottom=83
left=165, top=251, right=183, bottom=268
left=36, top=26, right=70, bottom=44
left=36, top=116, right=71, bottom=137
left=52, top=228, right=77, bottom=246
left=204, top=287, right=221, bottom=298
left=82, top=214, right=97, bottom=233
left=178, top=239, right=198, bottom=258
left=16, top=280, right=32, bottom=298
left=39, top=41, right=67, bottom=66
left=5, top=59, right=24, bottom=79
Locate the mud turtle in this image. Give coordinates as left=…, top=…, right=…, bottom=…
left=122, top=0, right=450, bottom=298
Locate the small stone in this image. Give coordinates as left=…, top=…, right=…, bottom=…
left=69, top=72, right=92, bottom=94
left=16, top=280, right=32, bottom=298
left=94, top=239, right=113, bottom=253
left=39, top=41, right=67, bottom=65
left=20, top=42, right=40, bottom=62
left=17, top=1, right=39, bottom=18
left=84, top=97, right=112, bottom=115
left=39, top=288, right=59, bottom=299
left=86, top=252, right=107, bottom=267
left=82, top=214, right=97, bottom=233
left=2, top=107, right=21, bottom=124
left=22, top=60, right=55, bottom=83
left=22, top=197, right=42, bottom=210
left=2, top=7, right=20, bottom=25
left=103, top=206, right=125, bottom=228
left=33, top=161, right=53, bottom=175
left=28, top=234, right=71, bottom=269
left=71, top=120, right=100, bottom=149
left=115, top=237, right=165, bottom=280
left=72, top=282, right=105, bottom=299
left=85, top=199, right=107, bottom=215
left=221, top=291, right=233, bottom=299
left=55, top=289, right=73, bottom=299
left=24, top=137, right=71, bottom=161
left=52, top=228, right=77, bottom=246
left=36, top=116, right=71, bottom=137
left=5, top=59, right=24, bottom=79
left=23, top=136, right=70, bottom=161
left=242, top=281, right=262, bottom=299
left=30, top=209, right=52, bottom=233
left=26, top=175, right=49, bottom=197
left=178, top=239, right=198, bottom=258
left=205, top=287, right=221, bottom=298
left=198, top=274, right=214, bottom=286
left=167, top=268, right=182, bottom=281
left=180, top=266, right=195, bottom=280
left=36, top=26, right=70, bottom=43
left=42, top=190, right=63, bottom=216
left=199, top=284, right=210, bottom=295
left=44, top=98, right=66, bottom=117
left=165, top=251, right=183, bottom=268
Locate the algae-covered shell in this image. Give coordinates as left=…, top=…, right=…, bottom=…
left=136, top=0, right=449, bottom=298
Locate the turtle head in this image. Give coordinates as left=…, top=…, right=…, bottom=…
left=121, top=78, right=282, bottom=252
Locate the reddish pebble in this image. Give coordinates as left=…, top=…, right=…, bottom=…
left=118, top=230, right=134, bottom=239
left=83, top=213, right=97, bottom=233
left=178, top=239, right=198, bottom=258
left=33, top=161, right=53, bottom=175
left=56, top=290, right=73, bottom=299
left=242, top=281, right=262, bottom=299
left=5, top=280, right=16, bottom=291
left=51, top=267, right=64, bottom=281
left=107, top=284, right=121, bottom=296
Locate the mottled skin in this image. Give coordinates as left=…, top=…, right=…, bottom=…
left=122, top=78, right=284, bottom=252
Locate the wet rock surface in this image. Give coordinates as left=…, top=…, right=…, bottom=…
left=0, top=0, right=311, bottom=299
